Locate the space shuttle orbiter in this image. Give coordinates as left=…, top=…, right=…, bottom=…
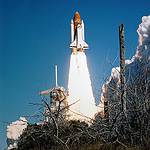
left=70, top=12, right=88, bottom=53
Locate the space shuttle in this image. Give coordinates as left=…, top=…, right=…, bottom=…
left=70, top=12, right=88, bottom=53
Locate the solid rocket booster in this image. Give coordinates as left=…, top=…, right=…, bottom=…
left=70, top=12, right=88, bottom=53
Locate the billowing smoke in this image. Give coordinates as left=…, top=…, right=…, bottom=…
left=67, top=52, right=97, bottom=122
left=98, top=15, right=150, bottom=114
left=7, top=117, right=27, bottom=140
left=135, top=15, right=150, bottom=59
left=7, top=117, right=28, bottom=149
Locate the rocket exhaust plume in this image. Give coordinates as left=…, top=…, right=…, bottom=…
left=67, top=12, right=97, bottom=121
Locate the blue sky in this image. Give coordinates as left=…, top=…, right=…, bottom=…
left=0, top=0, right=149, bottom=148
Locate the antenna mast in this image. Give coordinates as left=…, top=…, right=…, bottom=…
left=55, top=65, right=58, bottom=87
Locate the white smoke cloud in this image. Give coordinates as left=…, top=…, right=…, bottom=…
left=135, top=15, right=150, bottom=58
left=7, top=117, right=28, bottom=140
left=137, top=16, right=150, bottom=44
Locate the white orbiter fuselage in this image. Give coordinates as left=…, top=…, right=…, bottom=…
left=70, top=12, right=88, bottom=53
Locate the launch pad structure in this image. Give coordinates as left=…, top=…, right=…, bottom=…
left=40, top=65, right=68, bottom=122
